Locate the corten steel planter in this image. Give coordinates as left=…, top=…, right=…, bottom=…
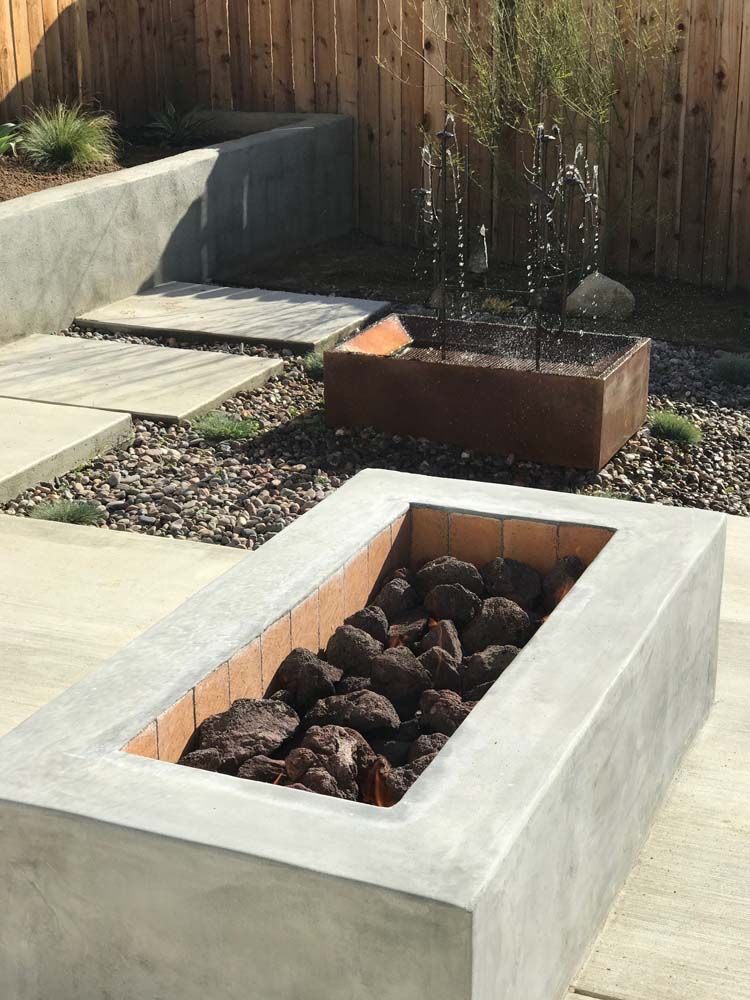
left=324, top=314, right=651, bottom=470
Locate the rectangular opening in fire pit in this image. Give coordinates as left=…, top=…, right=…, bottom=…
left=125, top=507, right=613, bottom=807
left=324, top=313, right=651, bottom=470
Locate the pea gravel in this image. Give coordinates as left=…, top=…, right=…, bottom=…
left=1, top=327, right=746, bottom=547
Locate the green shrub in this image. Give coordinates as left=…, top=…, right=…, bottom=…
left=29, top=500, right=104, bottom=525
left=0, top=122, right=19, bottom=156
left=712, top=355, right=750, bottom=387
left=302, top=353, right=325, bottom=381
left=650, top=409, right=703, bottom=446
left=145, top=102, right=209, bottom=148
left=20, top=103, right=116, bottom=169
left=192, top=411, right=261, bottom=442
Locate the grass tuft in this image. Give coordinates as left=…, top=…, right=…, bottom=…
left=29, top=499, right=104, bottom=525
left=711, top=355, right=750, bottom=387
left=20, top=102, right=116, bottom=169
left=145, top=102, right=210, bottom=148
left=192, top=411, right=261, bottom=442
left=302, top=352, right=325, bottom=381
left=650, top=409, right=703, bottom=445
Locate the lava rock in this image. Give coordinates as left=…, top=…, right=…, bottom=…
left=462, top=644, right=520, bottom=692
left=326, top=625, right=383, bottom=677
left=415, top=556, right=484, bottom=597
left=237, top=755, right=286, bottom=783
left=197, top=699, right=300, bottom=770
left=542, top=556, right=585, bottom=612
left=371, top=647, right=433, bottom=715
left=481, top=557, right=542, bottom=611
left=266, top=647, right=343, bottom=713
left=371, top=752, right=439, bottom=805
left=388, top=609, right=429, bottom=648
left=304, top=689, right=400, bottom=733
left=372, top=577, right=421, bottom=622
left=408, top=732, right=448, bottom=762
left=335, top=675, right=372, bottom=695
left=395, top=717, right=422, bottom=742
left=179, top=748, right=221, bottom=771
left=464, top=680, right=495, bottom=701
left=421, top=619, right=463, bottom=661
left=461, top=597, right=530, bottom=654
left=285, top=725, right=376, bottom=800
left=369, top=738, right=412, bottom=767
left=344, top=605, right=390, bottom=646
left=418, top=646, right=462, bottom=693
left=424, top=583, right=482, bottom=625
left=420, top=689, right=474, bottom=736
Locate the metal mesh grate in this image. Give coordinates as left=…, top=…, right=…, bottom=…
left=395, top=316, right=642, bottom=379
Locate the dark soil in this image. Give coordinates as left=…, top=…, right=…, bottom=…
left=223, top=232, right=750, bottom=354
left=0, top=130, right=245, bottom=203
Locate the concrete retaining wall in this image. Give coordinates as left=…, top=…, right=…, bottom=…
left=0, top=113, right=354, bottom=345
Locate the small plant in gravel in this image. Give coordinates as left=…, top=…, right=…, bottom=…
left=302, top=353, right=325, bottom=381
left=712, top=355, right=750, bottom=387
left=145, top=102, right=209, bottom=148
left=0, top=122, right=19, bottom=156
left=650, top=409, right=703, bottom=446
left=192, top=411, right=261, bottom=442
left=29, top=499, right=104, bottom=525
left=20, top=103, right=116, bottom=169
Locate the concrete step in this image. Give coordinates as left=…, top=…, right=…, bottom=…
left=0, top=514, right=246, bottom=736
left=75, top=281, right=389, bottom=352
left=0, top=398, right=132, bottom=502
left=0, top=334, right=283, bottom=422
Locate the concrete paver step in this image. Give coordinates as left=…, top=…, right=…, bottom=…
left=0, top=398, right=132, bottom=502
left=75, top=282, right=389, bottom=352
left=0, top=334, right=282, bottom=422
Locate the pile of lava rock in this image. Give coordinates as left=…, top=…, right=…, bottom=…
left=179, top=553, right=584, bottom=806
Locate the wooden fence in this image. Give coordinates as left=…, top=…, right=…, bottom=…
left=1, top=0, right=749, bottom=291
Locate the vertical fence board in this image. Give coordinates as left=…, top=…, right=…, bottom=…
left=291, top=0, right=314, bottom=111
left=26, top=0, right=50, bottom=104
left=401, top=0, right=424, bottom=244
left=335, top=0, right=356, bottom=118
left=379, top=0, right=402, bottom=242
left=729, top=5, right=750, bottom=290
left=702, top=0, right=742, bottom=288
left=678, top=0, right=716, bottom=283
left=206, top=0, right=233, bottom=107
left=271, top=0, right=293, bottom=110
left=193, top=0, right=212, bottom=106
left=39, top=0, right=62, bottom=101
left=9, top=0, right=34, bottom=109
left=314, top=0, right=336, bottom=112
left=248, top=0, right=273, bottom=110
left=0, top=0, right=18, bottom=118
left=357, top=0, right=380, bottom=234
left=228, top=0, right=250, bottom=106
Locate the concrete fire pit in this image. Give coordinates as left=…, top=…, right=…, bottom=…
left=0, top=471, right=724, bottom=1000
left=324, top=314, right=651, bottom=470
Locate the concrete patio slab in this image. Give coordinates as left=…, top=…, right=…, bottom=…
left=572, top=514, right=750, bottom=1000
left=0, top=514, right=246, bottom=736
left=76, top=282, right=390, bottom=352
left=0, top=334, right=282, bottom=421
left=0, top=398, right=133, bottom=502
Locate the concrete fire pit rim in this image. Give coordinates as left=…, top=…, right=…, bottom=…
left=0, top=471, right=726, bottom=909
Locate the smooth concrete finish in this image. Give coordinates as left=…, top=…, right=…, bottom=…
left=0, top=334, right=283, bottom=421
left=572, top=514, right=750, bottom=1000
left=77, top=282, right=390, bottom=352
left=0, top=473, right=725, bottom=1000
left=0, top=113, right=353, bottom=344
left=0, top=514, right=245, bottom=736
left=0, top=398, right=132, bottom=501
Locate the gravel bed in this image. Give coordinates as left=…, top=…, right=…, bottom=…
left=1, top=328, right=747, bottom=547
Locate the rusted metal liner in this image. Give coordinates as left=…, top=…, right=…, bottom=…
left=324, top=313, right=651, bottom=471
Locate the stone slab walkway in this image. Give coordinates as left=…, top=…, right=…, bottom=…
left=571, top=514, right=750, bottom=1000
left=0, top=334, right=282, bottom=422
left=76, top=282, right=390, bottom=352
left=0, top=398, right=132, bottom=502
left=0, top=515, right=245, bottom=737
